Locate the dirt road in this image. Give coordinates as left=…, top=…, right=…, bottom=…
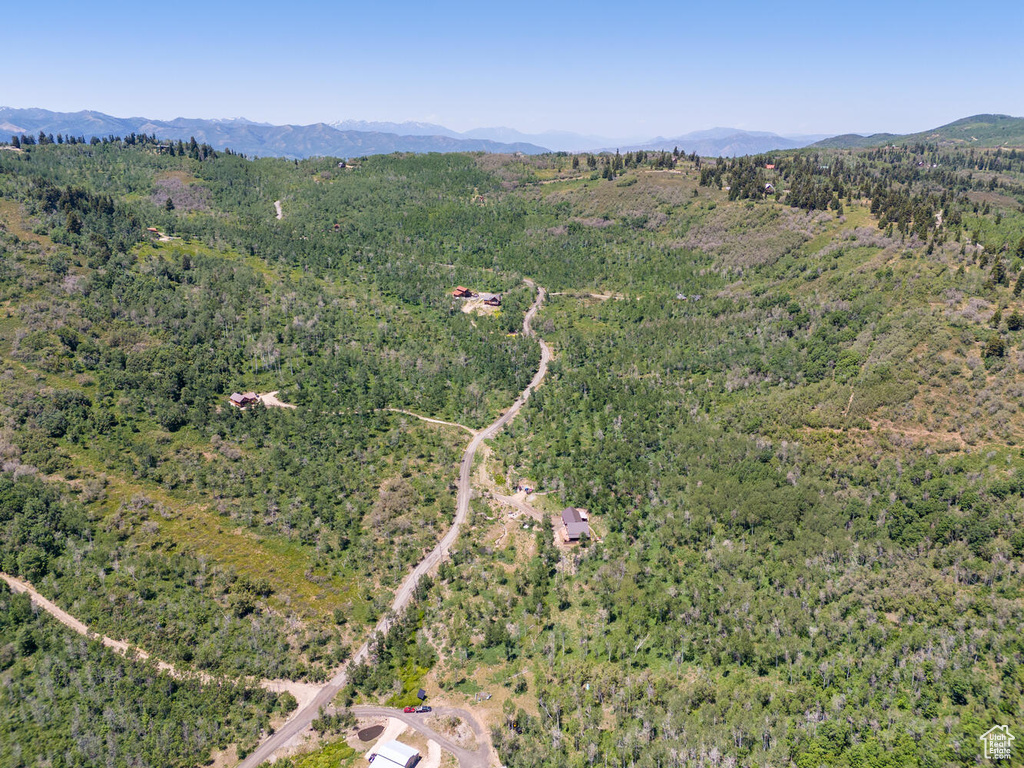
left=0, top=572, right=327, bottom=708
left=259, top=391, right=296, bottom=409
left=491, top=491, right=545, bottom=522
left=238, top=280, right=549, bottom=768
left=0, top=572, right=209, bottom=682
left=385, top=408, right=477, bottom=435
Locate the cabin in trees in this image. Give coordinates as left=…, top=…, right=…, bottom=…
left=483, top=294, right=502, bottom=307
left=561, top=507, right=590, bottom=542
left=229, top=392, right=259, bottom=408
left=452, top=286, right=474, bottom=298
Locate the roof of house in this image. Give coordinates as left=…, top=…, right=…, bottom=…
left=564, top=522, right=590, bottom=539
left=374, top=740, right=420, bottom=768
left=561, top=507, right=590, bottom=539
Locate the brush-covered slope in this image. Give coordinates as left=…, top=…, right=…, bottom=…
left=1, top=139, right=1024, bottom=768
left=815, top=114, right=1024, bottom=149
left=906, top=113, right=1024, bottom=146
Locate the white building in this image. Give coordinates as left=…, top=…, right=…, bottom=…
left=373, top=739, right=420, bottom=768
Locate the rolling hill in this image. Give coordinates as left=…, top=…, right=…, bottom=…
left=814, top=114, right=1024, bottom=149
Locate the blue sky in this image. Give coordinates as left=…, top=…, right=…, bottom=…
left=4, top=0, right=1022, bottom=139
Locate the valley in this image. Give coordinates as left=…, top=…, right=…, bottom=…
left=1, top=122, right=1023, bottom=768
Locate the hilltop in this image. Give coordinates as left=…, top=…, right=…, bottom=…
left=814, top=113, right=1024, bottom=149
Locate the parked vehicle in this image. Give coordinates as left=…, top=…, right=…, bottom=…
left=415, top=706, right=432, bottom=713
left=403, top=706, right=416, bottom=713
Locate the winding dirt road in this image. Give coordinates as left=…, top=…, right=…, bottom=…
left=385, top=408, right=477, bottom=435
left=1, top=280, right=551, bottom=768
left=238, top=280, right=549, bottom=767
left=0, top=573, right=213, bottom=681
left=0, top=572, right=327, bottom=708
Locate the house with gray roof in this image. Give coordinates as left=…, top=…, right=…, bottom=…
left=561, top=507, right=590, bottom=542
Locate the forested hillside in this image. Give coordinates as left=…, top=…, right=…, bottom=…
left=1, top=134, right=1023, bottom=767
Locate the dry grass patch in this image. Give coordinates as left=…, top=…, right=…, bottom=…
left=0, top=199, right=53, bottom=246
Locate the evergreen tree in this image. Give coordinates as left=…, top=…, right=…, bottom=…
left=984, top=334, right=1006, bottom=358
left=992, top=260, right=1007, bottom=286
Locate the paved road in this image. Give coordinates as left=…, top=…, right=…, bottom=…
left=239, top=280, right=549, bottom=767
left=347, top=705, right=491, bottom=768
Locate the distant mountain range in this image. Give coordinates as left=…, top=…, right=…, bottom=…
left=329, top=120, right=630, bottom=152
left=0, top=108, right=548, bottom=158
left=0, top=107, right=828, bottom=158
left=614, top=127, right=832, bottom=157
left=3, top=107, right=1023, bottom=159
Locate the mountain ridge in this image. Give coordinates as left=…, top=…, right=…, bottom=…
left=610, top=128, right=823, bottom=157
left=812, top=113, right=1024, bottom=149
left=0, top=107, right=549, bottom=158
left=6, top=107, right=1024, bottom=159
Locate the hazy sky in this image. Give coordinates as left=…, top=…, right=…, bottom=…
left=4, top=0, right=1021, bottom=139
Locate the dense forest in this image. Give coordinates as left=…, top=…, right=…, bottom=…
left=1, top=132, right=1023, bottom=767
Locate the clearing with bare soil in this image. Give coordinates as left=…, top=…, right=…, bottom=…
left=260, top=390, right=296, bottom=409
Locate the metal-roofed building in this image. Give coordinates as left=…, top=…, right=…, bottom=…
left=373, top=739, right=420, bottom=768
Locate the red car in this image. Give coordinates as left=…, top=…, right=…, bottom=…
left=403, top=706, right=416, bottom=713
